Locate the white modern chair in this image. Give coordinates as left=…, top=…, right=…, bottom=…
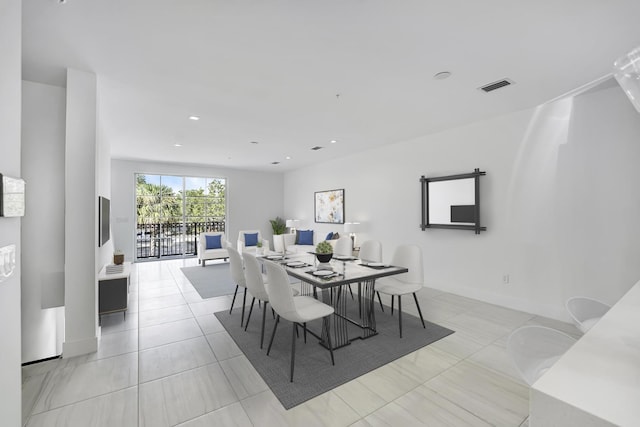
left=243, top=253, right=299, bottom=349
left=565, top=296, right=611, bottom=334
left=197, top=231, right=230, bottom=266
left=355, top=240, right=383, bottom=317
left=237, top=230, right=269, bottom=254
left=359, top=240, right=382, bottom=263
left=333, top=236, right=353, bottom=257
left=507, top=325, right=577, bottom=386
left=265, top=261, right=335, bottom=382
left=375, top=244, right=426, bottom=338
left=227, top=247, right=249, bottom=327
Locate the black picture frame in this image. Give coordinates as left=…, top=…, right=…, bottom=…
left=314, top=189, right=345, bottom=224
left=420, top=169, right=486, bottom=234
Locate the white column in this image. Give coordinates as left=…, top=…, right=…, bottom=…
left=63, top=68, right=98, bottom=357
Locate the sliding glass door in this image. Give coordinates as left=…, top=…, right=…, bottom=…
left=135, top=174, right=226, bottom=260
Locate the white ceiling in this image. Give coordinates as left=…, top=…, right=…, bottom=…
left=21, top=0, right=640, bottom=172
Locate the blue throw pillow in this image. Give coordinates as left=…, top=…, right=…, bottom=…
left=205, top=234, right=222, bottom=249
left=298, top=230, right=314, bottom=245
left=326, top=232, right=334, bottom=240
left=244, top=232, right=259, bottom=247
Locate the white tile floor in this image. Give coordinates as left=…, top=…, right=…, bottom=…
left=22, top=258, right=580, bottom=426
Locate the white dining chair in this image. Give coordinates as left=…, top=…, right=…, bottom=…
left=227, top=247, right=248, bottom=327
left=243, top=253, right=299, bottom=349
left=356, top=240, right=383, bottom=317
left=333, top=236, right=353, bottom=257
left=359, top=240, right=382, bottom=263
left=565, top=296, right=611, bottom=334
left=507, top=325, right=577, bottom=386
left=375, top=244, right=426, bottom=337
left=265, top=261, right=335, bottom=382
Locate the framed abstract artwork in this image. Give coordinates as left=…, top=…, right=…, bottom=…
left=314, top=189, right=344, bottom=224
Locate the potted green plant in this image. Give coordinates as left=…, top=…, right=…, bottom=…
left=315, top=240, right=333, bottom=263
left=269, top=216, right=286, bottom=235
left=270, top=216, right=287, bottom=252
left=256, top=240, right=264, bottom=255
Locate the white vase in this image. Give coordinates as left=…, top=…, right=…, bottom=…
left=273, top=234, right=285, bottom=253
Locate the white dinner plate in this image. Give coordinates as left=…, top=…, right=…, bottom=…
left=334, top=255, right=353, bottom=260
left=312, top=270, right=334, bottom=276
left=287, top=261, right=305, bottom=267
left=367, top=262, right=386, bottom=267
left=267, top=255, right=284, bottom=260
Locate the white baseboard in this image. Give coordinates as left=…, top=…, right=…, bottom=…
left=426, top=282, right=569, bottom=323
left=62, top=336, right=97, bottom=358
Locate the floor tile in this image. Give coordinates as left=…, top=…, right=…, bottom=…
left=189, top=297, right=233, bottom=317
left=26, top=387, right=137, bottom=427
left=394, top=384, right=492, bottom=426
left=32, top=352, right=138, bottom=414
left=138, top=304, right=194, bottom=328
left=205, top=331, right=243, bottom=361
left=356, top=363, right=422, bottom=403
left=391, top=346, right=460, bottom=383
left=176, top=402, right=253, bottom=427
left=363, top=401, right=425, bottom=426
left=424, top=360, right=529, bottom=426
left=139, top=363, right=237, bottom=426
left=219, top=355, right=269, bottom=400
left=195, top=314, right=226, bottom=335
left=138, top=293, right=187, bottom=312
left=333, top=378, right=389, bottom=417
left=100, top=310, right=139, bottom=335
left=139, top=318, right=203, bottom=350
left=91, top=329, right=138, bottom=360
left=241, top=389, right=360, bottom=427
left=139, top=336, right=216, bottom=383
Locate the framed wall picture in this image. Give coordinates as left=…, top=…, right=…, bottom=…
left=314, top=189, right=344, bottom=224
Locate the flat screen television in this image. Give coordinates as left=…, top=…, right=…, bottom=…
left=99, top=196, right=110, bottom=247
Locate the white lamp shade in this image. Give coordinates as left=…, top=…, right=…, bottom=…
left=286, top=219, right=300, bottom=228
left=614, top=46, right=640, bottom=114
left=344, top=222, right=361, bottom=233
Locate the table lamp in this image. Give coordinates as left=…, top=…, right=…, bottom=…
left=343, top=222, right=361, bottom=249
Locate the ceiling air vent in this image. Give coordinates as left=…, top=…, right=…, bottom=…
left=479, top=78, right=514, bottom=93
left=271, top=161, right=280, bottom=165
left=311, top=146, right=323, bottom=151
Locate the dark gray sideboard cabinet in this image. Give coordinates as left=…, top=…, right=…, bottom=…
left=98, top=262, right=131, bottom=323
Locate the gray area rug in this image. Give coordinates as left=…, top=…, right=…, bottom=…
left=215, top=294, right=454, bottom=409
left=180, top=263, right=237, bottom=299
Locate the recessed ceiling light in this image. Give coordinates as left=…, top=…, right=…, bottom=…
left=285, top=156, right=291, bottom=160
left=271, top=161, right=280, bottom=165
left=250, top=141, right=259, bottom=144
left=173, top=143, right=182, bottom=147
left=330, top=140, right=337, bottom=144
left=311, top=146, right=323, bottom=151
left=433, top=71, right=452, bottom=80
left=188, top=116, right=200, bottom=121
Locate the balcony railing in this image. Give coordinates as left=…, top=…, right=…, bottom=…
left=136, top=220, right=225, bottom=259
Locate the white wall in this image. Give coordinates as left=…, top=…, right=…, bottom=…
left=63, top=69, right=98, bottom=358
left=111, top=160, right=284, bottom=260
left=284, top=84, right=640, bottom=321
left=0, top=0, right=23, bottom=423
left=21, top=81, right=66, bottom=362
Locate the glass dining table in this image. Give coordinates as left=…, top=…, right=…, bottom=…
left=260, top=252, right=408, bottom=349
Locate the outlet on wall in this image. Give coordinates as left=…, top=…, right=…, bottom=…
left=503, top=274, right=510, bottom=284
left=0, top=244, right=16, bottom=283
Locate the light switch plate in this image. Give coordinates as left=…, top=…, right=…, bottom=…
left=0, top=244, right=16, bottom=283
